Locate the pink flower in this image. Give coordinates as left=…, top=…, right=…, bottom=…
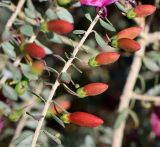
left=150, top=107, right=160, bottom=137
left=80, top=0, right=118, bottom=7
left=80, top=0, right=118, bottom=17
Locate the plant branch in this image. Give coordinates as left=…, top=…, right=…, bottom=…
left=132, top=92, right=160, bottom=102
left=5, top=0, right=26, bottom=29
left=31, top=14, right=100, bottom=147
left=112, top=18, right=148, bottom=147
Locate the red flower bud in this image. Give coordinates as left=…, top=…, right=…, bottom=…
left=88, top=52, right=120, bottom=67
left=41, top=20, right=74, bottom=34
left=61, top=112, right=104, bottom=128
left=117, top=27, right=142, bottom=39
left=24, top=43, right=46, bottom=59
left=31, top=60, right=45, bottom=75
left=76, top=83, right=108, bottom=98
left=127, top=5, right=156, bottom=19
left=118, top=38, right=140, bottom=52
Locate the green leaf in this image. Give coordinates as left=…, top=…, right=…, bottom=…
left=147, top=51, right=160, bottom=65
left=137, top=75, right=145, bottom=93
left=85, top=13, right=92, bottom=22
left=25, top=0, right=41, bottom=19
left=128, top=109, right=139, bottom=127
left=99, top=18, right=116, bottom=32
left=43, top=130, right=61, bottom=145
left=115, top=2, right=127, bottom=13
left=0, top=54, right=8, bottom=71
left=13, top=131, right=33, bottom=146
left=51, top=114, right=65, bottom=128
left=2, top=28, right=12, bottom=41
left=1, top=42, right=16, bottom=58
left=94, top=32, right=107, bottom=49
left=7, top=63, right=22, bottom=82
left=147, top=84, right=160, bottom=96
left=20, top=63, right=38, bottom=80
left=9, top=109, right=23, bottom=122
left=45, top=8, right=58, bottom=20
left=143, top=57, right=160, bottom=72
left=113, top=109, right=128, bottom=129
left=20, top=24, right=34, bottom=37
left=73, top=30, right=86, bottom=35
left=24, top=8, right=36, bottom=19
left=47, top=33, right=63, bottom=44
left=0, top=101, right=11, bottom=114
left=2, top=84, right=18, bottom=101
left=56, top=7, right=74, bottom=23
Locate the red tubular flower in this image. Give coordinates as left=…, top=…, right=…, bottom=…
left=127, top=5, right=156, bottom=19
left=24, top=43, right=46, bottom=59
left=31, top=60, right=45, bottom=75
left=76, top=83, right=108, bottom=98
left=41, top=20, right=74, bottom=34
left=61, top=112, right=104, bottom=128
left=117, top=27, right=142, bottom=40
left=118, top=38, right=140, bottom=52
left=88, top=52, right=120, bottom=67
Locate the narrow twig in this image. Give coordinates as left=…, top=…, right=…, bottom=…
left=31, top=14, right=100, bottom=147
left=132, top=92, right=160, bottom=102
left=112, top=19, right=148, bottom=147
left=5, top=0, right=26, bottom=29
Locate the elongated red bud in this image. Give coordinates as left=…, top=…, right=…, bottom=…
left=118, top=38, right=140, bottom=52
left=117, top=27, right=142, bottom=39
left=127, top=5, right=156, bottom=19
left=88, top=52, right=120, bottom=67
left=24, top=43, right=46, bottom=59
left=31, top=60, right=45, bottom=75
left=61, top=112, right=104, bottom=127
left=41, top=20, right=74, bottom=34
left=76, top=83, right=108, bottom=98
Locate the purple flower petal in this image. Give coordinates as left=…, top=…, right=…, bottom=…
left=80, top=0, right=118, bottom=7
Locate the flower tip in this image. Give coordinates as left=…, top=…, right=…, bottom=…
left=69, top=112, right=104, bottom=128
left=117, top=26, right=142, bottom=39
left=118, top=38, right=141, bottom=52
left=127, top=5, right=156, bottom=19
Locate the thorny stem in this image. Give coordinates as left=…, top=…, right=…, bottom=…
left=31, top=14, right=100, bottom=147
